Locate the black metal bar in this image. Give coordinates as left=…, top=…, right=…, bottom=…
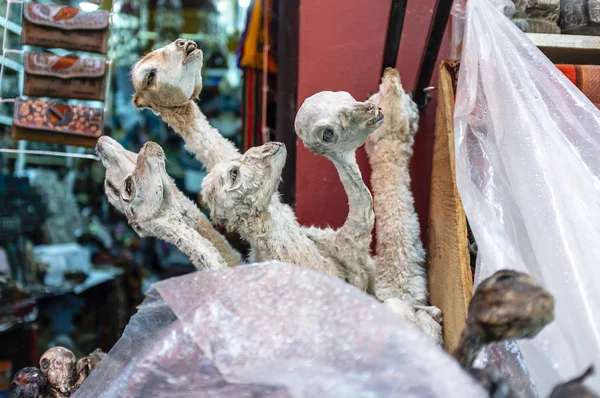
left=413, top=0, right=454, bottom=108
left=381, top=0, right=409, bottom=76
left=275, top=0, right=299, bottom=206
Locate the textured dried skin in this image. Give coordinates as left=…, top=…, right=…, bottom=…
left=365, top=68, right=430, bottom=307
left=549, top=365, right=598, bottom=398
left=295, top=91, right=381, bottom=295
left=39, top=347, right=76, bottom=397
left=11, top=367, right=47, bottom=398
left=96, top=136, right=241, bottom=266
left=72, top=349, right=106, bottom=391
left=202, top=142, right=345, bottom=282
left=118, top=141, right=228, bottom=270
left=454, top=270, right=555, bottom=369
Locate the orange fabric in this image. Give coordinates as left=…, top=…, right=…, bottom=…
left=556, top=64, right=577, bottom=85
left=557, top=64, right=600, bottom=108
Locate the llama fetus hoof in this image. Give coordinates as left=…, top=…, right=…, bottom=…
left=415, top=305, right=443, bottom=324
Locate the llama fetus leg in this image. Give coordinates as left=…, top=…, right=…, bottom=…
left=384, top=298, right=443, bottom=343
left=366, top=67, right=429, bottom=306
left=149, top=217, right=227, bottom=270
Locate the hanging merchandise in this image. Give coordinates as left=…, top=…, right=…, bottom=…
left=454, top=0, right=600, bottom=395
left=12, top=99, right=104, bottom=148
left=238, top=0, right=279, bottom=150
left=23, top=52, right=107, bottom=101
left=21, top=3, right=110, bottom=54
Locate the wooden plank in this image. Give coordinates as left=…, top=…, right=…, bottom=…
left=427, top=61, right=473, bottom=353
left=526, top=33, right=600, bottom=64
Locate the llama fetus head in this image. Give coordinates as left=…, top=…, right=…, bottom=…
left=131, top=39, right=204, bottom=114
left=202, top=142, right=287, bottom=227
left=119, top=141, right=171, bottom=230
left=468, top=270, right=555, bottom=343
left=295, top=91, right=384, bottom=156
left=96, top=136, right=137, bottom=211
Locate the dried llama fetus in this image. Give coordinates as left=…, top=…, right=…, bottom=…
left=365, top=68, right=442, bottom=342
left=11, top=367, right=46, bottom=398
left=96, top=136, right=241, bottom=266
left=294, top=91, right=382, bottom=295
left=131, top=39, right=372, bottom=275
left=366, top=68, right=429, bottom=306
left=39, top=347, right=76, bottom=398
left=118, top=141, right=228, bottom=270
left=131, top=39, right=239, bottom=171
left=72, top=348, right=106, bottom=391
left=453, top=270, right=554, bottom=369
left=202, top=142, right=349, bottom=283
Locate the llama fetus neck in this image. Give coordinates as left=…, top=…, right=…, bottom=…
left=159, top=101, right=240, bottom=171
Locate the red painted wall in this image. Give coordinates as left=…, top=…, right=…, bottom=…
left=296, top=0, right=450, bottom=244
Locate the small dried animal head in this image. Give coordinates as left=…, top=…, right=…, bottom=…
left=39, top=347, right=76, bottom=395
left=295, top=91, right=383, bottom=156
left=468, top=270, right=555, bottom=343
left=202, top=142, right=286, bottom=227
left=131, top=39, right=203, bottom=114
left=119, top=141, right=171, bottom=227
left=96, top=136, right=137, bottom=212
left=11, top=367, right=47, bottom=398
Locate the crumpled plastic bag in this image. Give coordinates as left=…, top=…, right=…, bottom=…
left=74, top=261, right=485, bottom=397
left=454, top=0, right=600, bottom=396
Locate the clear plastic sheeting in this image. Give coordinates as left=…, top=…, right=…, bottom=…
left=74, top=262, right=486, bottom=397
left=454, top=0, right=600, bottom=396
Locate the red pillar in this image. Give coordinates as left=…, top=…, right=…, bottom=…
left=296, top=0, right=450, bottom=244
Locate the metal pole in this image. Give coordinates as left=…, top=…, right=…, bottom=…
left=380, top=0, right=408, bottom=77
left=275, top=0, right=299, bottom=205
left=413, top=0, right=454, bottom=109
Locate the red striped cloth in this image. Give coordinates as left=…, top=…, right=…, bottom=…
left=556, top=64, right=600, bottom=108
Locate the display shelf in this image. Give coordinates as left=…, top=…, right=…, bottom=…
left=1, top=57, right=22, bottom=72
left=0, top=17, right=22, bottom=35
left=527, top=33, right=600, bottom=64
left=1, top=151, right=71, bottom=167
left=0, top=115, right=12, bottom=126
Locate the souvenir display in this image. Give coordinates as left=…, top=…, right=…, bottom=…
left=510, top=0, right=561, bottom=33
left=21, top=3, right=110, bottom=54
left=12, top=99, right=104, bottom=148
left=23, top=52, right=107, bottom=101
left=2, top=0, right=600, bottom=395
left=560, top=0, right=600, bottom=35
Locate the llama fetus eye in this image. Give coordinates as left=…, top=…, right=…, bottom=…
left=322, top=129, right=334, bottom=143
left=495, top=273, right=515, bottom=283
left=147, top=70, right=156, bottom=86
left=229, top=168, right=238, bottom=182
left=121, top=177, right=136, bottom=202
